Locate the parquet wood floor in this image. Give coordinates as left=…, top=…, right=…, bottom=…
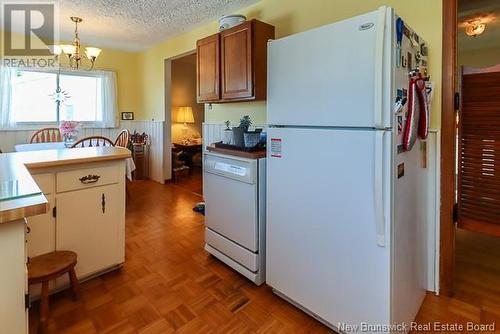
left=171, top=167, right=203, bottom=197
left=28, top=181, right=500, bottom=333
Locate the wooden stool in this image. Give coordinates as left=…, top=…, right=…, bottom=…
left=28, top=251, right=80, bottom=332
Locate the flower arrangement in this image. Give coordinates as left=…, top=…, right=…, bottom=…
left=59, top=121, right=81, bottom=146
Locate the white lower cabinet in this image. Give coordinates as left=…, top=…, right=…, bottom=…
left=27, top=173, right=55, bottom=258
left=57, top=183, right=122, bottom=278
left=0, top=220, right=28, bottom=334
left=26, top=193, right=55, bottom=258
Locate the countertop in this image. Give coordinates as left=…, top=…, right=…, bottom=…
left=206, top=146, right=267, bottom=159
left=0, top=147, right=131, bottom=224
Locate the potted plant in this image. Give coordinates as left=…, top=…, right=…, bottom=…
left=223, top=120, right=233, bottom=144
left=232, top=115, right=252, bottom=147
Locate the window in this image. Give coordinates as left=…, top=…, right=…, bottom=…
left=0, top=67, right=117, bottom=128
left=11, top=71, right=58, bottom=122
left=11, top=70, right=103, bottom=123
left=59, top=74, right=103, bottom=122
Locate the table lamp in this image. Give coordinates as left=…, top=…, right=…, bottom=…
left=176, top=106, right=195, bottom=144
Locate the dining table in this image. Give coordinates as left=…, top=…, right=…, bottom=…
left=14, top=142, right=136, bottom=181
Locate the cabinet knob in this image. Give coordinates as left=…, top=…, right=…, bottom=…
left=79, top=174, right=101, bottom=184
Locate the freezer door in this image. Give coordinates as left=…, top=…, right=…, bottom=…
left=266, top=127, right=392, bottom=329
left=267, top=7, right=393, bottom=128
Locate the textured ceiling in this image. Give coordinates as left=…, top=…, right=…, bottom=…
left=55, top=0, right=256, bottom=50
left=458, top=0, right=500, bottom=51
left=54, top=0, right=257, bottom=51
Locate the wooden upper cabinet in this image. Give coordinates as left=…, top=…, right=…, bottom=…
left=196, top=20, right=275, bottom=103
left=221, top=22, right=253, bottom=100
left=197, top=33, right=220, bottom=102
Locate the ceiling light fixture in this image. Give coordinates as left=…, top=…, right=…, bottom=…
left=54, top=17, right=102, bottom=70
left=465, top=19, right=486, bottom=37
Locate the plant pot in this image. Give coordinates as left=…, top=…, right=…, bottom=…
left=232, top=127, right=246, bottom=147
left=223, top=130, right=233, bottom=145
left=244, top=131, right=261, bottom=148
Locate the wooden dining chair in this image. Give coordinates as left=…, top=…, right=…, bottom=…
left=30, top=128, right=62, bottom=143
left=71, top=136, right=114, bottom=148
left=114, top=129, right=130, bottom=148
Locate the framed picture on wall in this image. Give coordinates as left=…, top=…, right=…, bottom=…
left=121, top=112, right=134, bottom=120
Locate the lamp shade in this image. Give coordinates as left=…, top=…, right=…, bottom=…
left=50, top=45, right=62, bottom=56
left=85, top=47, right=102, bottom=59
left=176, top=106, right=195, bottom=123
left=61, top=44, right=77, bottom=55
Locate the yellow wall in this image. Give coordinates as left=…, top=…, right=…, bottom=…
left=1, top=31, right=142, bottom=116
left=138, top=0, right=442, bottom=128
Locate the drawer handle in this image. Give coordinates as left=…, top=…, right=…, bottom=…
left=79, top=174, right=101, bottom=184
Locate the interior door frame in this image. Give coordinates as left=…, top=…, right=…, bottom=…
left=440, top=0, right=457, bottom=297
left=163, top=49, right=197, bottom=183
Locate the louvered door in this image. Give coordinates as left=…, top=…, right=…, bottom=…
left=458, top=65, right=500, bottom=236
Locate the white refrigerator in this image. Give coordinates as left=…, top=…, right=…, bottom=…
left=266, top=6, right=429, bottom=333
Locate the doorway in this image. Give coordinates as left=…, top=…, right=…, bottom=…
left=164, top=52, right=204, bottom=196
left=441, top=0, right=500, bottom=304
left=454, top=0, right=500, bottom=304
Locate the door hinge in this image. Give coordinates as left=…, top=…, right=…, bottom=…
left=52, top=206, right=56, bottom=218
left=25, top=293, right=30, bottom=309
left=453, top=203, right=458, bottom=223
left=454, top=92, right=460, bottom=111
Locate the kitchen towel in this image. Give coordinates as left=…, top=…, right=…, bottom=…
left=403, top=73, right=429, bottom=151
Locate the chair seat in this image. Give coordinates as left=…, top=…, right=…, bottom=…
left=28, top=251, right=77, bottom=284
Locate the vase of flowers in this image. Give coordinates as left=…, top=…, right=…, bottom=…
left=60, top=121, right=81, bottom=147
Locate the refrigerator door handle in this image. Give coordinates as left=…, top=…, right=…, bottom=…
left=374, top=131, right=386, bottom=247
left=373, top=6, right=386, bottom=128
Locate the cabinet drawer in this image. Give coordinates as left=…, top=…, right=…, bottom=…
left=57, top=166, right=119, bottom=193
left=32, top=173, right=54, bottom=195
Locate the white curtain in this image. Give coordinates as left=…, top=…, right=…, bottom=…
left=97, top=70, right=118, bottom=128
left=0, top=65, right=15, bottom=128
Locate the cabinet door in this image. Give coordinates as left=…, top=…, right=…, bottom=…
left=56, top=184, right=121, bottom=278
left=221, top=21, right=253, bottom=100
left=197, top=33, right=220, bottom=102
left=26, top=194, right=55, bottom=257
left=27, top=173, right=56, bottom=258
